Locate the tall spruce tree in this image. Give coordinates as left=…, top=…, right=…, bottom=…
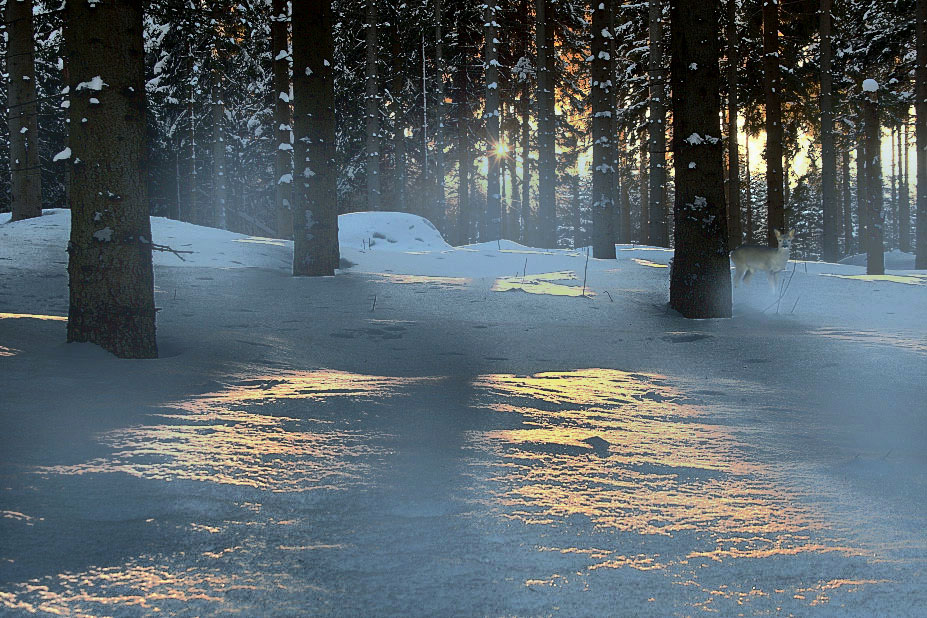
left=591, top=0, right=616, bottom=259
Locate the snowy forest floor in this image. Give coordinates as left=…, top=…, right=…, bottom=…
left=1, top=209, right=926, bottom=616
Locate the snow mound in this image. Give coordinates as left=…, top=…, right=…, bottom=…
left=839, top=250, right=916, bottom=270
left=338, top=211, right=449, bottom=252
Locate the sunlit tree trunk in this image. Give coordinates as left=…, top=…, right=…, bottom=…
left=484, top=0, right=502, bottom=240
left=861, top=85, right=884, bottom=275
left=669, top=0, right=731, bottom=318
left=726, top=0, right=741, bottom=248
left=763, top=0, right=785, bottom=244
left=591, top=0, right=616, bottom=258
left=536, top=0, right=557, bottom=247
left=648, top=0, right=668, bottom=247
left=365, top=1, right=381, bottom=212
left=919, top=0, right=927, bottom=268
left=272, top=0, right=293, bottom=238
left=292, top=0, right=339, bottom=276
left=6, top=0, right=42, bottom=221
left=65, top=0, right=156, bottom=358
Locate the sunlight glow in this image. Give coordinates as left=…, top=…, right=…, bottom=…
left=0, top=312, right=67, bottom=321
left=492, top=271, right=593, bottom=297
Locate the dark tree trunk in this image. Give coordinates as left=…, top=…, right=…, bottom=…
left=272, top=0, right=293, bottom=238
left=572, top=174, right=581, bottom=248
left=669, top=0, right=732, bottom=318
left=212, top=100, right=227, bottom=230
left=536, top=0, right=557, bottom=247
left=520, top=80, right=531, bottom=244
left=745, top=134, right=753, bottom=242
left=591, top=0, right=616, bottom=258
left=454, top=15, right=472, bottom=246
left=65, top=0, right=157, bottom=358
left=763, top=0, right=785, bottom=244
left=291, top=0, right=339, bottom=276
left=919, top=0, right=927, bottom=268
left=726, top=0, right=741, bottom=248
left=862, top=86, right=884, bottom=275
left=841, top=147, right=854, bottom=255
left=640, top=139, right=649, bottom=243
left=391, top=26, right=406, bottom=212
left=365, top=1, right=381, bottom=211
left=856, top=143, right=867, bottom=254
left=619, top=156, right=631, bottom=243
left=6, top=0, right=42, bottom=221
left=648, top=0, right=668, bottom=246
left=900, top=119, right=910, bottom=253
left=484, top=1, right=502, bottom=240
left=820, top=0, right=838, bottom=261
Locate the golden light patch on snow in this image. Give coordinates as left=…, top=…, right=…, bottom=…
left=492, top=271, right=593, bottom=297
left=233, top=237, right=288, bottom=247
left=467, top=369, right=861, bottom=575
left=819, top=273, right=927, bottom=285
left=0, top=345, right=20, bottom=357
left=811, top=327, right=927, bottom=354
left=0, top=312, right=67, bottom=321
left=632, top=258, right=669, bottom=268
left=39, top=369, right=434, bottom=493
left=371, top=273, right=470, bottom=287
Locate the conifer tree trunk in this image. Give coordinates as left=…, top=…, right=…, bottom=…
left=433, top=0, right=446, bottom=230
left=591, top=0, right=616, bottom=258
left=484, top=1, right=502, bottom=240
left=6, top=0, right=42, bottom=221
left=454, top=15, right=472, bottom=246
left=291, top=0, right=339, bottom=276
left=648, top=0, right=668, bottom=247
left=572, top=174, right=581, bottom=248
left=391, top=26, right=406, bottom=211
left=536, top=0, right=557, bottom=247
left=521, top=79, right=531, bottom=244
left=212, top=100, right=227, bottom=229
left=365, top=1, right=381, bottom=211
left=669, top=0, right=732, bottom=318
left=862, top=86, right=884, bottom=275
left=900, top=119, right=910, bottom=252
left=919, top=0, right=927, bottom=268
left=842, top=148, right=854, bottom=254
left=65, top=0, right=156, bottom=358
left=890, top=126, right=898, bottom=249
left=820, top=0, right=838, bottom=261
left=272, top=0, right=293, bottom=238
left=619, top=155, right=631, bottom=243
left=856, top=143, right=867, bottom=253
left=763, top=0, right=785, bottom=244
left=745, top=134, right=753, bottom=242
left=726, top=0, right=741, bottom=248
left=640, top=139, right=649, bottom=243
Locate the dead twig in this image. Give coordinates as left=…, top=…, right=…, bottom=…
left=151, top=242, right=193, bottom=262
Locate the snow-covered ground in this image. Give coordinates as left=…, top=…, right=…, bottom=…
left=1, top=209, right=926, bottom=615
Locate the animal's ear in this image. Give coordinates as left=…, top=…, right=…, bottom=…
left=774, top=229, right=782, bottom=239
left=788, top=230, right=795, bottom=239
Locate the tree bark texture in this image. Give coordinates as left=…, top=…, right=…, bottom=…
left=65, top=0, right=157, bottom=358
left=763, top=0, right=785, bottom=244
left=291, top=0, right=339, bottom=276
left=272, top=0, right=293, bottom=238
left=535, top=0, right=557, bottom=247
left=820, top=0, right=838, bottom=261
left=726, top=0, right=741, bottom=248
left=862, top=90, right=884, bottom=275
left=365, top=1, right=381, bottom=212
left=917, top=0, right=927, bottom=268
left=591, top=0, right=616, bottom=258
left=6, top=0, right=43, bottom=221
left=669, top=0, right=732, bottom=319
left=484, top=1, right=502, bottom=240
left=648, top=0, right=668, bottom=247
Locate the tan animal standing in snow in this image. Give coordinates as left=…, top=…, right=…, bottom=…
left=730, top=229, right=795, bottom=292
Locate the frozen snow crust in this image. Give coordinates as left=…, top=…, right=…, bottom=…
left=1, top=208, right=926, bottom=615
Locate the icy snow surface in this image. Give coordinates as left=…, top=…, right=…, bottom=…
left=1, top=209, right=926, bottom=615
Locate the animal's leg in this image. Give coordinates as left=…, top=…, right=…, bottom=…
left=733, top=265, right=745, bottom=287
left=742, top=269, right=753, bottom=285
